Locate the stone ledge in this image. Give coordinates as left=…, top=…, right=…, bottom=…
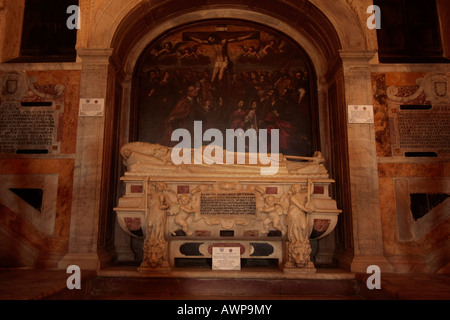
left=97, top=266, right=355, bottom=280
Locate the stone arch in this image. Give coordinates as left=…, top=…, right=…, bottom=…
left=95, top=1, right=357, bottom=265
left=89, top=0, right=367, bottom=56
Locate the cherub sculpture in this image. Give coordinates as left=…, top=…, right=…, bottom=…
left=170, top=194, right=197, bottom=236
left=259, top=195, right=286, bottom=235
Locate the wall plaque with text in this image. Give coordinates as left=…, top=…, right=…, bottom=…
left=200, top=193, right=256, bottom=215
left=0, top=102, right=61, bottom=154
left=212, top=247, right=241, bottom=270
left=79, top=98, right=104, bottom=117
left=348, top=105, right=374, bottom=124
left=390, top=106, right=450, bottom=156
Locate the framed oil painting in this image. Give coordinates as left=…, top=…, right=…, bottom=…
left=134, top=21, right=317, bottom=157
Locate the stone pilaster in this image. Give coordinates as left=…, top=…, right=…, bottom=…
left=339, top=50, right=394, bottom=273
left=58, top=48, right=114, bottom=270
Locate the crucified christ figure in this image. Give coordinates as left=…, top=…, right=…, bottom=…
left=188, top=32, right=258, bottom=84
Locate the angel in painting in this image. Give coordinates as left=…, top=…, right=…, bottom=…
left=239, top=45, right=261, bottom=64
left=153, top=41, right=186, bottom=65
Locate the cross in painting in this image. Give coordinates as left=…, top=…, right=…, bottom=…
left=182, top=30, right=260, bottom=85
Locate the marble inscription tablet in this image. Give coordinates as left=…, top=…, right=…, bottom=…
left=0, top=102, right=60, bottom=154
left=391, top=106, right=450, bottom=156
left=212, top=247, right=241, bottom=270
left=200, top=193, right=256, bottom=215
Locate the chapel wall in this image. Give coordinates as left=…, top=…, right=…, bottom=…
left=0, top=0, right=448, bottom=274
left=372, top=69, right=450, bottom=273
left=0, top=66, right=81, bottom=268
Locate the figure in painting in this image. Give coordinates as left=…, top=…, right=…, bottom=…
left=178, top=46, right=200, bottom=66
left=245, top=99, right=258, bottom=131
left=187, top=32, right=257, bottom=85
left=154, top=41, right=184, bottom=65
left=161, top=84, right=200, bottom=146
left=239, top=45, right=261, bottom=64
left=231, top=100, right=247, bottom=130
left=263, top=92, right=295, bottom=154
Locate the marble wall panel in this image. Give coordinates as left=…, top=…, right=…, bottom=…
left=374, top=71, right=450, bottom=273
left=0, top=69, right=79, bottom=268
left=0, top=158, right=75, bottom=267
left=377, top=146, right=449, bottom=273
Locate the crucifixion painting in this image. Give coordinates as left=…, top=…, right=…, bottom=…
left=137, top=22, right=316, bottom=157
left=183, top=31, right=259, bottom=86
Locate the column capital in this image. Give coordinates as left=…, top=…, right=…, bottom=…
left=77, top=48, right=114, bottom=65
left=339, top=49, right=377, bottom=69
left=339, top=49, right=377, bottom=62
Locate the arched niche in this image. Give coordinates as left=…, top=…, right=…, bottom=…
left=77, top=2, right=366, bottom=269
left=100, top=7, right=348, bottom=264
left=131, top=19, right=320, bottom=157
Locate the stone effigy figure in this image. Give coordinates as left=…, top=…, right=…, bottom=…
left=283, top=183, right=315, bottom=270
left=146, top=182, right=172, bottom=241
left=120, top=141, right=286, bottom=176
left=140, top=181, right=174, bottom=271
left=285, top=151, right=328, bottom=176
left=121, top=142, right=174, bottom=171
left=285, top=184, right=312, bottom=242
left=120, top=141, right=329, bottom=179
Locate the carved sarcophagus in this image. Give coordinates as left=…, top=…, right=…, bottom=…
left=114, top=142, right=341, bottom=273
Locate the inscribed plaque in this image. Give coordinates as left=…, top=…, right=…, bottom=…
left=0, top=102, right=60, bottom=154
left=348, top=105, right=374, bottom=124
left=79, top=99, right=104, bottom=117
left=200, top=193, right=256, bottom=215
left=212, top=247, right=241, bottom=270
left=391, top=106, right=450, bottom=156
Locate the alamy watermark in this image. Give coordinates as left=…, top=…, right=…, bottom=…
left=66, top=265, right=81, bottom=290
left=66, top=5, right=80, bottom=30
left=367, top=5, right=381, bottom=30
left=366, top=265, right=381, bottom=290
left=66, top=5, right=381, bottom=30
left=171, top=121, right=280, bottom=176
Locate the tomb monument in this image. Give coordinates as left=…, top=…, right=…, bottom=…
left=115, top=142, right=341, bottom=273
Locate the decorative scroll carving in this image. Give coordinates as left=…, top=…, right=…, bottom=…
left=387, top=72, right=450, bottom=105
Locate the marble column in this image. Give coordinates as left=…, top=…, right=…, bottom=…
left=58, top=48, right=114, bottom=270
left=340, top=50, right=394, bottom=273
